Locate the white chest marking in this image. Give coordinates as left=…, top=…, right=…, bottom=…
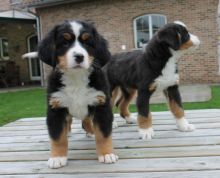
left=155, top=50, right=180, bottom=91
left=51, top=69, right=104, bottom=119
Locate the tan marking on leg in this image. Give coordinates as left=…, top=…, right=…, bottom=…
left=49, top=97, right=60, bottom=109
left=94, top=124, right=113, bottom=156
left=96, top=95, right=106, bottom=105
left=180, top=39, right=193, bottom=50
left=50, top=122, right=68, bottom=157
left=137, top=113, right=152, bottom=129
left=168, top=99, right=184, bottom=119
left=119, top=88, right=136, bottom=118
left=111, top=87, right=120, bottom=108
left=82, top=116, right=94, bottom=135
left=149, top=82, right=157, bottom=91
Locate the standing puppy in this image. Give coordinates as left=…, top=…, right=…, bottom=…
left=103, top=21, right=200, bottom=140
left=27, top=20, right=118, bottom=168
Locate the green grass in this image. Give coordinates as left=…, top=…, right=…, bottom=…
left=0, top=86, right=219, bottom=126
left=0, top=89, right=46, bottom=126
left=114, top=85, right=220, bottom=113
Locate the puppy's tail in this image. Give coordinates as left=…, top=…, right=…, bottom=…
left=22, top=52, right=38, bottom=59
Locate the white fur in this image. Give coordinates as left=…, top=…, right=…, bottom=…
left=112, top=120, right=118, bottom=129
left=51, top=69, right=105, bottom=120
left=124, top=116, right=136, bottom=124
left=190, top=33, right=200, bottom=47
left=47, top=157, right=67, bottom=169
left=65, top=21, right=90, bottom=69
left=174, top=21, right=187, bottom=28
left=176, top=117, right=195, bottom=132
left=98, top=153, right=119, bottom=164
left=22, top=52, right=38, bottom=59
left=138, top=127, right=154, bottom=140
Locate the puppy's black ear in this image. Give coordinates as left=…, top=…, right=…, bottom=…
left=38, top=25, right=59, bottom=67
left=157, top=28, right=181, bottom=50
left=93, top=29, right=111, bottom=67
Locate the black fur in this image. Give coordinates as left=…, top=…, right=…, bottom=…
left=38, top=20, right=113, bottom=141
left=103, top=23, right=191, bottom=119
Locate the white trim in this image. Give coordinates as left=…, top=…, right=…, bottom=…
left=0, top=10, right=36, bottom=20
left=27, top=34, right=41, bottom=81
left=0, top=38, right=9, bottom=60
left=133, top=14, right=167, bottom=49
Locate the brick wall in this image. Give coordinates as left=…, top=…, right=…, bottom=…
left=0, top=0, right=11, bottom=11
left=36, top=0, right=220, bottom=84
left=0, top=20, right=36, bottom=83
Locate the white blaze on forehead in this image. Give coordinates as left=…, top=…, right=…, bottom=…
left=174, top=21, right=187, bottom=28
left=70, top=21, right=83, bottom=37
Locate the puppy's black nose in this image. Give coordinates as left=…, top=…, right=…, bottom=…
left=74, top=54, right=84, bottom=64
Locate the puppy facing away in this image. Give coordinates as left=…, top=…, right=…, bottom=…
left=103, top=21, right=200, bottom=140
left=24, top=20, right=118, bottom=168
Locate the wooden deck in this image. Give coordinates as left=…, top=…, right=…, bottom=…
left=1, top=109, right=220, bottom=177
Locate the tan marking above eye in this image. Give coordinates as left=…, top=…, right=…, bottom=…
left=81, top=33, right=90, bottom=41
left=63, top=33, right=72, bottom=41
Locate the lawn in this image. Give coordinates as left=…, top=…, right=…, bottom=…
left=0, top=86, right=219, bottom=126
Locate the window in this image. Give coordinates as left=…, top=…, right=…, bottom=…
left=134, top=14, right=167, bottom=48
left=0, top=38, right=9, bottom=60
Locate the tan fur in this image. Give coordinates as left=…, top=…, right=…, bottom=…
left=168, top=99, right=184, bottom=119
left=180, top=39, right=193, bottom=50
left=82, top=116, right=94, bottom=135
left=94, top=124, right=113, bottom=156
left=96, top=95, right=106, bottom=105
left=50, top=121, right=68, bottom=157
left=49, top=97, right=60, bottom=109
left=58, top=55, right=68, bottom=70
left=111, top=87, right=120, bottom=107
left=137, top=114, right=152, bottom=129
left=119, top=88, right=136, bottom=118
left=149, top=82, right=157, bottom=91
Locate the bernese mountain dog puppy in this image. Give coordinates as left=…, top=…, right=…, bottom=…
left=24, top=20, right=118, bottom=168
left=103, top=21, right=200, bottom=140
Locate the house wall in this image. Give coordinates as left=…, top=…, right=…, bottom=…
left=37, top=0, right=220, bottom=84
left=0, top=20, right=36, bottom=84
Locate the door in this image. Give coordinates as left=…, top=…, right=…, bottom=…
left=27, top=35, right=41, bottom=80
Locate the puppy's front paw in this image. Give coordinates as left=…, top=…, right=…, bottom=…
left=96, top=95, right=106, bottom=105
left=47, top=157, right=67, bottom=169
left=49, top=97, right=60, bottom=109
left=176, top=117, right=195, bottom=132
left=138, top=127, right=154, bottom=140
left=98, top=153, right=119, bottom=164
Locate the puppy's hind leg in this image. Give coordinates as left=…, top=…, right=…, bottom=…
left=82, top=116, right=94, bottom=138
left=119, top=87, right=137, bottom=124
left=164, top=85, right=195, bottom=132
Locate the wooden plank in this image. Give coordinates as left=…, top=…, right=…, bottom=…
left=1, top=122, right=220, bottom=136
left=0, top=128, right=220, bottom=144
left=2, top=171, right=220, bottom=178
left=4, top=116, right=220, bottom=128
left=0, top=135, right=219, bottom=152
left=1, top=156, right=220, bottom=174
left=1, top=145, right=220, bottom=162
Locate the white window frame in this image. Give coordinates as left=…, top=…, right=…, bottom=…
left=0, top=38, right=9, bottom=60
left=27, top=34, right=41, bottom=81
left=133, top=14, right=167, bottom=49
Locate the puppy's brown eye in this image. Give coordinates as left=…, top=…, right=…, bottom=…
left=63, top=33, right=72, bottom=41
left=81, top=33, right=90, bottom=41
